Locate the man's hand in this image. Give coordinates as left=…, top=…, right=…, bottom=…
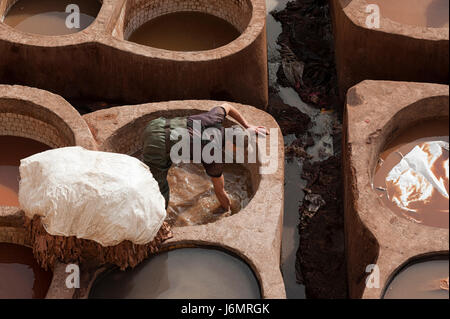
left=220, top=103, right=270, bottom=137
left=211, top=176, right=231, bottom=212
left=247, top=124, right=269, bottom=137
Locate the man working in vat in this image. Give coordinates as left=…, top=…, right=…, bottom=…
left=142, top=103, right=268, bottom=211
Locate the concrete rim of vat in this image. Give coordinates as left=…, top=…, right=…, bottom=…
left=381, top=251, right=449, bottom=299
left=0, top=86, right=286, bottom=299
left=343, top=80, right=449, bottom=299
left=338, top=0, right=449, bottom=40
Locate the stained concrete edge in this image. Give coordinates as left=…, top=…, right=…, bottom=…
left=344, top=80, right=449, bottom=299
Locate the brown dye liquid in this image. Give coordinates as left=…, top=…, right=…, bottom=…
left=89, top=248, right=261, bottom=299
left=0, top=136, right=51, bottom=207
left=373, top=119, right=449, bottom=228
left=371, top=0, right=449, bottom=28
left=166, top=163, right=253, bottom=227
left=384, top=258, right=449, bottom=299
left=3, top=0, right=101, bottom=36
left=128, top=11, right=241, bottom=51
left=133, top=149, right=253, bottom=227
left=0, top=243, right=53, bottom=299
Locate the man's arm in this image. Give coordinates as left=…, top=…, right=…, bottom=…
left=211, top=175, right=231, bottom=211
left=220, top=103, right=269, bottom=136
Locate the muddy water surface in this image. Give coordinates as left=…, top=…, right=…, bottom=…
left=281, top=135, right=306, bottom=299
left=371, top=0, right=449, bottom=28
left=384, top=258, right=449, bottom=299
left=128, top=11, right=241, bottom=51
left=3, top=0, right=101, bottom=35
left=133, top=147, right=254, bottom=227
left=89, top=248, right=261, bottom=299
left=373, top=119, right=449, bottom=228
left=0, top=136, right=51, bottom=207
left=0, top=243, right=53, bottom=299
left=166, top=163, right=253, bottom=227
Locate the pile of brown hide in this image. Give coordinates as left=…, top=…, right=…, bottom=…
left=26, top=215, right=173, bottom=271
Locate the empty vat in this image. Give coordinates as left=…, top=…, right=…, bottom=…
left=0, top=243, right=53, bottom=299
left=89, top=248, right=261, bottom=299
left=384, top=255, right=449, bottom=299
left=3, top=0, right=101, bottom=35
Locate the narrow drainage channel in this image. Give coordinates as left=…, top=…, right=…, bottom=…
left=282, top=135, right=306, bottom=298
left=266, top=0, right=339, bottom=299
left=267, top=0, right=307, bottom=299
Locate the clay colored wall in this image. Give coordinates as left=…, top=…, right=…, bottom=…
left=330, top=0, right=449, bottom=101
left=343, top=80, right=449, bottom=298
left=0, top=86, right=286, bottom=299
left=0, top=0, right=268, bottom=108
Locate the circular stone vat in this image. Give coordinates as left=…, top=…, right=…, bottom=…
left=0, top=136, right=51, bottom=207
left=128, top=11, right=241, bottom=51
left=383, top=255, right=449, bottom=299
left=344, top=81, right=449, bottom=299
left=370, top=0, right=449, bottom=28
left=1, top=87, right=85, bottom=208
left=123, top=0, right=252, bottom=51
left=373, top=118, right=449, bottom=228
left=131, top=154, right=255, bottom=227
left=3, top=0, right=102, bottom=36
left=130, top=157, right=257, bottom=227
left=166, top=163, right=254, bottom=227
left=107, top=109, right=261, bottom=228
left=0, top=243, right=53, bottom=299
left=88, top=248, right=261, bottom=299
